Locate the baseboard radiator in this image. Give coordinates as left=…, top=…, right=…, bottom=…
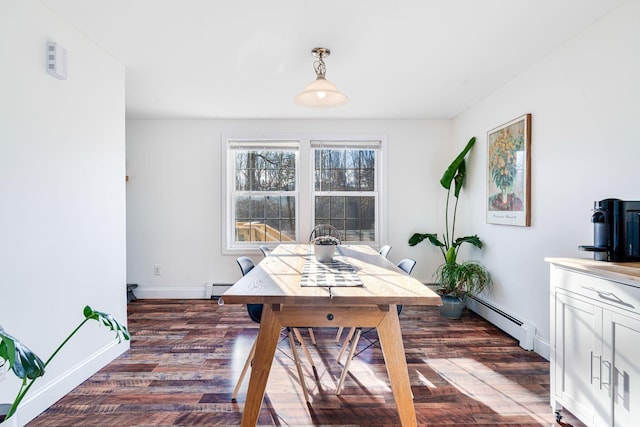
left=204, top=282, right=233, bottom=299
left=466, top=296, right=536, bottom=351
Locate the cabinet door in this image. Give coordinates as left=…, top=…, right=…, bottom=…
left=555, top=292, right=603, bottom=425
left=604, top=311, right=640, bottom=427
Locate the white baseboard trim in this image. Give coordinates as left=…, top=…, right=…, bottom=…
left=533, top=335, right=550, bottom=361
left=17, top=340, right=129, bottom=425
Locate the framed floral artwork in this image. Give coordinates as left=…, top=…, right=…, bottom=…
left=486, top=113, right=531, bottom=226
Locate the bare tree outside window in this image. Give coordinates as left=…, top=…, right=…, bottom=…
left=314, top=148, right=377, bottom=242
left=234, top=150, right=296, bottom=243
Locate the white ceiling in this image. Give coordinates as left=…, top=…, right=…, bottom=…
left=43, top=0, right=625, bottom=120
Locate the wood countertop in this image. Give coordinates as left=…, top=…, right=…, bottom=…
left=545, top=257, right=640, bottom=288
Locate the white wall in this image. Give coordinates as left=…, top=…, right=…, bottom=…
left=0, top=1, right=127, bottom=423
left=125, top=119, right=452, bottom=297
left=452, top=0, right=640, bottom=357
left=126, top=0, right=640, bottom=362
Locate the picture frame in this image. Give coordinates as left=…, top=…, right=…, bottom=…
left=486, top=113, right=531, bottom=226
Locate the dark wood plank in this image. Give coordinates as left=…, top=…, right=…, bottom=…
left=27, top=300, right=585, bottom=426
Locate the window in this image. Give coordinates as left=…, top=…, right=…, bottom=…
left=312, top=142, right=378, bottom=242
left=228, top=141, right=298, bottom=248
left=224, top=135, right=385, bottom=252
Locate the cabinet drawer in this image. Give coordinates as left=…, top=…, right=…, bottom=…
left=553, top=267, right=640, bottom=316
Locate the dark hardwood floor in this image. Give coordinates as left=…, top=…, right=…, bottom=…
left=28, top=299, right=584, bottom=426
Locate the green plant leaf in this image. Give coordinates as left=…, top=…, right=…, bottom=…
left=445, top=246, right=457, bottom=264
left=15, top=341, right=46, bottom=379
left=439, top=137, right=476, bottom=190
left=2, top=306, right=130, bottom=421
left=452, top=235, right=483, bottom=249
left=433, top=260, right=492, bottom=297
left=408, top=232, right=444, bottom=248
left=453, top=159, right=466, bottom=198
left=0, top=328, right=17, bottom=368
left=409, top=135, right=489, bottom=297
left=0, top=328, right=45, bottom=380
left=83, top=306, right=131, bottom=343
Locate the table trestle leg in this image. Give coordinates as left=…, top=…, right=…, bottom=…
left=377, top=305, right=417, bottom=426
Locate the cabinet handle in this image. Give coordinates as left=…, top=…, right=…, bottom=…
left=581, top=286, right=635, bottom=309
left=601, top=360, right=611, bottom=391
left=590, top=352, right=601, bottom=387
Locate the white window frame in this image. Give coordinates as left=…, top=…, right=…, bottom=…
left=222, top=133, right=387, bottom=254
left=310, top=140, right=383, bottom=245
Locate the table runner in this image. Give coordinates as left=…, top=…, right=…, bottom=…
left=299, top=246, right=364, bottom=287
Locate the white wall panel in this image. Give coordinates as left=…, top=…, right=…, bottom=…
left=125, top=119, right=452, bottom=295
left=0, top=1, right=127, bottom=422
left=452, top=0, right=640, bottom=357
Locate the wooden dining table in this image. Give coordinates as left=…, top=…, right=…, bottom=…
left=221, top=243, right=442, bottom=427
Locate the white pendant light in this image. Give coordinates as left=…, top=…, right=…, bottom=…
left=294, top=47, right=348, bottom=108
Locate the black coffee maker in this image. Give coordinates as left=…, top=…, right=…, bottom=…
left=579, top=198, right=640, bottom=262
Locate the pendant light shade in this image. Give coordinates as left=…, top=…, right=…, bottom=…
left=294, top=47, right=348, bottom=108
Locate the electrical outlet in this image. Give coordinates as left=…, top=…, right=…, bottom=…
left=153, top=264, right=162, bottom=276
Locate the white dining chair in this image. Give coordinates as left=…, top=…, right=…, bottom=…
left=334, top=244, right=393, bottom=343
left=231, top=256, right=314, bottom=403
left=335, top=258, right=416, bottom=395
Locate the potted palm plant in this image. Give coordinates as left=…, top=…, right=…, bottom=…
left=0, top=306, right=129, bottom=425
left=409, top=137, right=491, bottom=319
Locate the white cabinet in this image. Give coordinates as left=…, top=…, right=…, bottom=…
left=604, top=310, right=640, bottom=427
left=553, top=292, right=603, bottom=424
left=548, top=259, right=640, bottom=427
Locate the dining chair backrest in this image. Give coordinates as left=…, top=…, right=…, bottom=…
left=395, top=258, right=416, bottom=315
left=397, top=258, right=416, bottom=275
left=236, top=256, right=262, bottom=324
left=236, top=256, right=255, bottom=276
left=309, top=224, right=342, bottom=244
left=246, top=304, right=263, bottom=324
left=379, top=244, right=392, bottom=259
left=258, top=245, right=271, bottom=257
